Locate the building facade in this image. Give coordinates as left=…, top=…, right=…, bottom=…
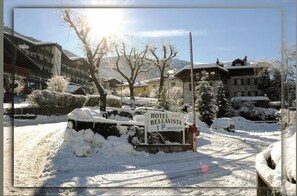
left=175, top=57, right=265, bottom=104
left=3, top=26, right=91, bottom=97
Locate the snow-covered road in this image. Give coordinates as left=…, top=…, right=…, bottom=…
left=4, top=115, right=281, bottom=196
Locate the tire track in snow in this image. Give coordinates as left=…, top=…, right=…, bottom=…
left=14, top=122, right=67, bottom=187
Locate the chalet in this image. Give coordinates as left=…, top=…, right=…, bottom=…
left=175, top=57, right=265, bottom=104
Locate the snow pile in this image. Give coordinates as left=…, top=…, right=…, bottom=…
left=210, top=118, right=235, bottom=132
left=231, top=116, right=279, bottom=132
left=256, top=125, right=296, bottom=195
left=64, top=128, right=134, bottom=157
left=68, top=107, right=103, bottom=121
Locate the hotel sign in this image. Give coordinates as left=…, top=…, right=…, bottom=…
left=145, top=111, right=184, bottom=132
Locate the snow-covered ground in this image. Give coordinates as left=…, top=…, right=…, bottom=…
left=3, top=111, right=286, bottom=196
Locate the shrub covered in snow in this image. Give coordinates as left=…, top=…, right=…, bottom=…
left=84, top=95, right=100, bottom=107
left=106, top=95, right=121, bottom=108
left=27, top=90, right=87, bottom=108
left=127, top=126, right=166, bottom=146
left=47, top=75, right=69, bottom=92
left=232, top=102, right=278, bottom=121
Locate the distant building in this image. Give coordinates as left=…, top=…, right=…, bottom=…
left=175, top=57, right=266, bottom=104
left=3, top=26, right=91, bottom=96
left=104, top=78, right=122, bottom=91
left=118, top=75, right=183, bottom=97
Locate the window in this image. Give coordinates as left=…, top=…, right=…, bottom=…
left=234, top=78, right=244, bottom=85
left=235, top=91, right=244, bottom=96
left=195, top=72, right=200, bottom=80
left=210, top=71, right=215, bottom=75
left=189, top=83, right=192, bottom=91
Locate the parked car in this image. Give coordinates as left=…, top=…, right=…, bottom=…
left=211, top=118, right=235, bottom=132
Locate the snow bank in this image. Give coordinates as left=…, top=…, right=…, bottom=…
left=232, top=116, right=279, bottom=132
left=64, top=128, right=135, bottom=157
left=256, top=125, right=296, bottom=195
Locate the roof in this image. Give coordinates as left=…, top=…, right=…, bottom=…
left=4, top=26, right=61, bottom=47
left=105, top=78, right=121, bottom=83
left=64, top=85, right=86, bottom=95
left=230, top=96, right=270, bottom=102
left=62, top=49, right=84, bottom=61
left=175, top=63, right=229, bottom=75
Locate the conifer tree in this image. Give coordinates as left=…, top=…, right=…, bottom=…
left=195, top=76, right=217, bottom=126
left=216, top=83, right=231, bottom=118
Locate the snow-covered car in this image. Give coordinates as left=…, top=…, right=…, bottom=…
left=211, top=117, right=235, bottom=132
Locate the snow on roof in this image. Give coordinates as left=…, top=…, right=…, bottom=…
left=224, top=64, right=255, bottom=70
left=64, top=85, right=81, bottom=93
left=231, top=96, right=270, bottom=102
left=175, top=63, right=229, bottom=75
left=4, top=26, right=60, bottom=47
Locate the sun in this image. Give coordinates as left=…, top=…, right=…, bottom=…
left=82, top=8, right=129, bottom=41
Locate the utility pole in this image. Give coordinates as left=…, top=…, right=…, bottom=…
left=189, top=32, right=197, bottom=152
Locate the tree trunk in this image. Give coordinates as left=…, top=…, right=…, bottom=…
left=158, top=69, right=165, bottom=99
left=129, top=84, right=135, bottom=108
left=89, top=65, right=107, bottom=111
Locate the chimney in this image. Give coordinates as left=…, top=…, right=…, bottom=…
left=243, top=56, right=247, bottom=65
left=216, top=58, right=219, bottom=65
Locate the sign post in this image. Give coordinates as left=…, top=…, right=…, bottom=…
left=145, top=111, right=185, bottom=144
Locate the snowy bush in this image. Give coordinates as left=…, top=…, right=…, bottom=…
left=27, top=89, right=86, bottom=108
left=84, top=95, right=100, bottom=107
left=47, top=75, right=69, bottom=92
left=234, top=102, right=278, bottom=121
left=107, top=95, right=121, bottom=107
left=127, top=126, right=165, bottom=145
left=149, top=88, right=158, bottom=98
left=121, top=88, right=130, bottom=97
left=85, top=95, right=100, bottom=106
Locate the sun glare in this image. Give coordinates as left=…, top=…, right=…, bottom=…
left=82, top=9, right=129, bottom=41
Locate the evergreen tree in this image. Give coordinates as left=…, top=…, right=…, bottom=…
left=266, top=70, right=281, bottom=101
left=216, top=83, right=231, bottom=118
left=195, top=76, right=218, bottom=126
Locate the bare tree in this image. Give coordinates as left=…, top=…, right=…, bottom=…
left=62, top=9, right=109, bottom=111
left=146, top=44, right=177, bottom=99
left=114, top=43, right=151, bottom=108
left=255, top=43, right=296, bottom=106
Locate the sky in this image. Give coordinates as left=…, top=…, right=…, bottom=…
left=3, top=0, right=296, bottom=64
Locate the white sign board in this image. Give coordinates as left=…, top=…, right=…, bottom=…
left=145, top=111, right=184, bottom=132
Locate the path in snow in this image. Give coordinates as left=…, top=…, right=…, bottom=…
left=4, top=115, right=281, bottom=196
left=4, top=116, right=67, bottom=195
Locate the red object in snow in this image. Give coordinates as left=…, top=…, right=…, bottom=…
left=189, top=124, right=199, bottom=151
